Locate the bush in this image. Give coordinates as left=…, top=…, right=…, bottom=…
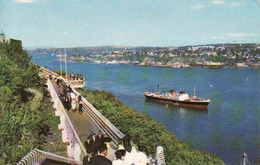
left=0, top=42, right=60, bottom=164
left=79, top=89, right=224, bottom=165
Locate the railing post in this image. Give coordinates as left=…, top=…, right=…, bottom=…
left=156, top=146, right=166, bottom=165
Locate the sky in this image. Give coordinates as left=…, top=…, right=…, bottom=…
left=0, top=0, right=260, bottom=48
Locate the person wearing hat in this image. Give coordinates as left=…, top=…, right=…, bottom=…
left=112, top=144, right=126, bottom=165
left=89, top=143, right=112, bottom=165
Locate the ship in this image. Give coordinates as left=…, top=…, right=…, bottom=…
left=144, top=86, right=210, bottom=108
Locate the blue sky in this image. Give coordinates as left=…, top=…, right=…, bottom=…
left=0, top=0, right=260, bottom=48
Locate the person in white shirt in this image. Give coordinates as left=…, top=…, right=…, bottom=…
left=135, top=146, right=149, bottom=165
left=70, top=92, right=77, bottom=112
left=123, top=134, right=138, bottom=165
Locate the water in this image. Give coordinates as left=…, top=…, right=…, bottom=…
left=31, top=53, right=260, bottom=164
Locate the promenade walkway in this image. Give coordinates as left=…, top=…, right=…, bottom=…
left=49, top=77, right=100, bottom=144
left=47, top=75, right=117, bottom=161
left=18, top=67, right=165, bottom=165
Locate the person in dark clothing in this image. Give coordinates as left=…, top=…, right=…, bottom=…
left=89, top=143, right=112, bottom=165
left=78, top=95, right=83, bottom=113
left=83, top=155, right=90, bottom=165
left=123, top=133, right=132, bottom=153
left=63, top=95, right=70, bottom=111
left=89, top=132, right=98, bottom=155
left=67, top=85, right=72, bottom=93
left=65, top=92, right=72, bottom=111
left=103, top=134, right=112, bottom=144
left=85, top=135, right=92, bottom=155
left=57, top=78, right=60, bottom=88
left=96, top=131, right=104, bottom=151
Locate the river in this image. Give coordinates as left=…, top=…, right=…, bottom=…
left=30, top=53, right=260, bottom=165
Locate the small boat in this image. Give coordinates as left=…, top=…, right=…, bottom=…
left=144, top=86, right=210, bottom=108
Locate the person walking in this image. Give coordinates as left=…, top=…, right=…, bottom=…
left=70, top=92, right=77, bottom=112
left=57, top=78, right=60, bottom=88
left=66, top=92, right=72, bottom=110
left=78, top=95, right=83, bottom=113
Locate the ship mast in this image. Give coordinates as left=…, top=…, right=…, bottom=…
left=65, top=48, right=68, bottom=82
left=60, top=49, right=62, bottom=77
left=193, top=84, right=196, bottom=98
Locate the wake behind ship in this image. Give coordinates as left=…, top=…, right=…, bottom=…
left=144, top=89, right=210, bottom=108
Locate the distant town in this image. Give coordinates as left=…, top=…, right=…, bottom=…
left=1, top=30, right=259, bottom=69
left=28, top=43, right=260, bottom=68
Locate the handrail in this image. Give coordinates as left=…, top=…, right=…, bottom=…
left=17, top=148, right=82, bottom=165
left=40, top=66, right=59, bottom=77
left=72, top=88, right=125, bottom=147
left=155, top=146, right=166, bottom=165
left=40, top=66, right=85, bottom=88
left=47, top=79, right=87, bottom=157
left=39, top=66, right=164, bottom=164
left=41, top=66, right=128, bottom=147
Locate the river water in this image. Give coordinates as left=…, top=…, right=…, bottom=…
left=30, top=53, right=260, bottom=165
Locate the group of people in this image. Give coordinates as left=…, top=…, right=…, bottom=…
left=83, top=132, right=149, bottom=165
left=70, top=74, right=83, bottom=81
left=52, top=75, right=149, bottom=164
left=58, top=84, right=83, bottom=113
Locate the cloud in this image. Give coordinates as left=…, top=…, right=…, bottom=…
left=211, top=33, right=257, bottom=40
left=61, top=31, right=70, bottom=34
left=15, top=0, right=37, bottom=3
left=226, top=33, right=258, bottom=37
left=230, top=1, right=244, bottom=6
left=191, top=5, right=205, bottom=10
left=211, top=36, right=225, bottom=40
left=211, top=0, right=226, bottom=5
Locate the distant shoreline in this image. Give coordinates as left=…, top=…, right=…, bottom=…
left=59, top=58, right=260, bottom=69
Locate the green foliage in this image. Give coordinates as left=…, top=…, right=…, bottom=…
left=53, top=69, right=67, bottom=76
left=79, top=89, right=224, bottom=165
left=137, top=53, right=148, bottom=63
left=0, top=42, right=58, bottom=164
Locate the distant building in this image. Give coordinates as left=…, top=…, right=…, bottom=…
left=237, top=63, right=248, bottom=68
left=0, top=30, right=5, bottom=42
left=10, top=38, right=22, bottom=50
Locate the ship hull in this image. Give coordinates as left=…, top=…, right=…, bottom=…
left=144, top=93, right=209, bottom=108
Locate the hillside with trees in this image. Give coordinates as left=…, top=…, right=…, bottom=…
left=79, top=89, right=224, bottom=165
left=0, top=42, right=65, bottom=164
